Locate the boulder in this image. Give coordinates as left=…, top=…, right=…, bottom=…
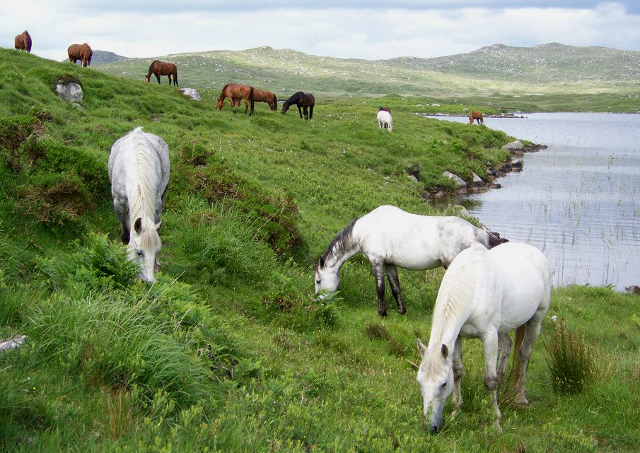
left=471, top=172, right=485, bottom=187
left=442, top=171, right=466, bottom=188
left=502, top=140, right=524, bottom=152
left=55, top=80, right=83, bottom=103
left=0, top=335, right=26, bottom=353
left=179, top=88, right=201, bottom=101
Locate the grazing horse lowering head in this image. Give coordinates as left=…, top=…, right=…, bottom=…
left=14, top=30, right=32, bottom=53
left=281, top=91, right=315, bottom=119
left=469, top=110, right=484, bottom=125
left=128, top=216, right=162, bottom=283
left=416, top=341, right=454, bottom=433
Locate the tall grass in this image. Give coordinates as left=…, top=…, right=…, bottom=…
left=545, top=320, right=595, bottom=395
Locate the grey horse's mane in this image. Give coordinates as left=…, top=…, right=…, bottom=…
left=320, top=216, right=360, bottom=266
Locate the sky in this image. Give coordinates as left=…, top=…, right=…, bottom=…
left=3, top=1, right=640, bottom=61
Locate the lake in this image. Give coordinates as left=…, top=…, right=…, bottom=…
left=432, top=112, right=640, bottom=291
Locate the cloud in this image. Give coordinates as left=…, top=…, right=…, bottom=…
left=2, top=2, right=639, bottom=61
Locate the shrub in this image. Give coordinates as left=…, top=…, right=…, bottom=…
left=544, top=320, right=595, bottom=395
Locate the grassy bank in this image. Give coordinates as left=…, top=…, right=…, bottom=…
left=1, top=48, right=639, bottom=452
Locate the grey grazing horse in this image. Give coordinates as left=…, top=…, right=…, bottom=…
left=315, top=205, right=506, bottom=316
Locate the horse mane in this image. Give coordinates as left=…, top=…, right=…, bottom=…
left=320, top=216, right=360, bottom=266
left=422, top=247, right=484, bottom=375
left=285, top=91, right=303, bottom=107
left=219, top=84, right=231, bottom=101
left=127, top=127, right=161, bottom=248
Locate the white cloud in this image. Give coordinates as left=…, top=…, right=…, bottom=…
left=2, top=2, right=639, bottom=61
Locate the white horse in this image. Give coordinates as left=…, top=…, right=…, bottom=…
left=416, top=242, right=551, bottom=433
left=108, top=127, right=170, bottom=283
left=315, top=205, right=505, bottom=316
left=377, top=110, right=393, bottom=132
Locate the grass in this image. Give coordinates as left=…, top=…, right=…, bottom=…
left=0, top=47, right=639, bottom=452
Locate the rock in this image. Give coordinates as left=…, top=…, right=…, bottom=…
left=55, top=80, right=83, bottom=103
left=471, top=172, right=485, bottom=187
left=443, top=171, right=466, bottom=188
left=626, top=285, right=640, bottom=295
left=179, top=88, right=201, bottom=101
left=0, top=335, right=26, bottom=353
left=502, top=140, right=524, bottom=152
left=408, top=174, right=419, bottom=183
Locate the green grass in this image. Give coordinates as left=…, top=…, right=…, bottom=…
left=1, top=47, right=639, bottom=452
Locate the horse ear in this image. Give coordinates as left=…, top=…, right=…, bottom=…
left=441, top=344, right=448, bottom=359
left=319, top=256, right=325, bottom=268
left=155, top=220, right=162, bottom=231
left=134, top=217, right=143, bottom=235
left=417, top=339, right=428, bottom=358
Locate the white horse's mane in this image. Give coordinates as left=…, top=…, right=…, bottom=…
left=422, top=247, right=485, bottom=375
left=127, top=127, right=161, bottom=248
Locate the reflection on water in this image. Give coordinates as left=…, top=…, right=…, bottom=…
left=433, top=113, right=640, bottom=290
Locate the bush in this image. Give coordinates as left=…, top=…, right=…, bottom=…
left=545, top=320, right=595, bottom=395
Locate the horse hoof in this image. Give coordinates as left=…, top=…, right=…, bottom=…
left=399, top=307, right=407, bottom=315
left=378, top=310, right=388, bottom=317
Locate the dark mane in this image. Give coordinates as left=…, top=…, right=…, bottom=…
left=320, top=216, right=360, bottom=266
left=284, top=91, right=304, bottom=107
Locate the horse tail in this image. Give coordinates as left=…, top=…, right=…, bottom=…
left=273, top=94, right=277, bottom=111
left=250, top=86, right=255, bottom=116
left=174, top=66, right=178, bottom=87
left=512, top=324, right=526, bottom=381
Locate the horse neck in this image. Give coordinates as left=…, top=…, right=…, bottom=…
left=323, top=221, right=361, bottom=271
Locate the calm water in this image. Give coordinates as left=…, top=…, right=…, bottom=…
left=433, top=112, right=640, bottom=290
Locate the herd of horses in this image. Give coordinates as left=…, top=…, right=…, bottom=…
left=16, top=28, right=520, bottom=434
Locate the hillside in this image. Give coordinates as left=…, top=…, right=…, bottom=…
left=1, top=48, right=639, bottom=452
left=95, top=43, right=640, bottom=110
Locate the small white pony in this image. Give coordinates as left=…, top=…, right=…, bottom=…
left=377, top=110, right=393, bottom=132
left=315, top=205, right=504, bottom=316
left=416, top=242, right=551, bottom=433
left=108, top=127, right=170, bottom=283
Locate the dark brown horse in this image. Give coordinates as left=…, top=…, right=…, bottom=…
left=68, top=43, right=93, bottom=67
left=145, top=60, right=178, bottom=86
left=378, top=107, right=391, bottom=113
left=217, top=84, right=255, bottom=115
left=14, top=30, right=32, bottom=53
left=253, top=89, right=278, bottom=111
left=281, top=92, right=315, bottom=120
left=469, top=110, right=484, bottom=125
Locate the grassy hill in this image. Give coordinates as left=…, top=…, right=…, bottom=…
left=1, top=48, right=639, bottom=452
left=95, top=43, right=640, bottom=111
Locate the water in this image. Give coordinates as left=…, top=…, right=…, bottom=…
left=433, top=112, right=640, bottom=290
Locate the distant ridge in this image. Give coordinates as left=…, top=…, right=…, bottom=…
left=91, top=50, right=128, bottom=65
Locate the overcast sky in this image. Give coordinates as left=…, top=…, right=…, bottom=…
left=3, top=1, right=640, bottom=61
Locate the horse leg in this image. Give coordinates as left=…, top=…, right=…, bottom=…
left=309, top=105, right=314, bottom=120
left=385, top=264, right=405, bottom=314
left=303, top=106, right=309, bottom=120
left=244, top=98, right=249, bottom=114
left=515, top=317, right=543, bottom=405
left=497, top=332, right=512, bottom=384
left=114, top=202, right=129, bottom=244
left=371, top=260, right=387, bottom=316
left=297, top=105, right=303, bottom=119
left=452, top=336, right=464, bottom=412
left=482, top=330, right=502, bottom=432
left=156, top=74, right=161, bottom=84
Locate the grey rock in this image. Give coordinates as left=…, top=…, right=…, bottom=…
left=471, top=172, right=485, bottom=186
left=56, top=81, right=83, bottom=103
left=0, top=335, right=26, bottom=353
left=502, top=140, right=524, bottom=151
left=179, top=88, right=201, bottom=101
left=443, top=170, right=466, bottom=187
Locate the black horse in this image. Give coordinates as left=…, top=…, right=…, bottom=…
left=281, top=92, right=315, bottom=120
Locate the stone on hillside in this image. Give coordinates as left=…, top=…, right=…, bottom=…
left=0, top=335, right=26, bottom=353
left=180, top=88, right=201, bottom=101
left=502, top=140, right=524, bottom=152
left=56, top=80, right=83, bottom=103
left=443, top=171, right=466, bottom=188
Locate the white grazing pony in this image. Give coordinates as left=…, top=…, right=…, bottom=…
left=108, top=127, right=170, bottom=283
left=377, top=110, right=393, bottom=132
left=315, top=205, right=505, bottom=316
left=416, top=242, right=551, bottom=433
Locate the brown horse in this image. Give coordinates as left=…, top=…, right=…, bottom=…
left=217, top=84, right=255, bottom=115
left=68, top=43, right=93, bottom=67
left=253, top=89, right=278, bottom=111
left=145, top=60, right=178, bottom=86
left=281, top=92, right=315, bottom=120
left=469, top=110, right=484, bottom=125
left=14, top=30, right=32, bottom=53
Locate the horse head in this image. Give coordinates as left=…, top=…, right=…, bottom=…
left=314, top=256, right=340, bottom=299
left=281, top=102, right=290, bottom=115
left=217, top=98, right=224, bottom=111
left=416, top=341, right=454, bottom=434
left=128, top=216, right=162, bottom=283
